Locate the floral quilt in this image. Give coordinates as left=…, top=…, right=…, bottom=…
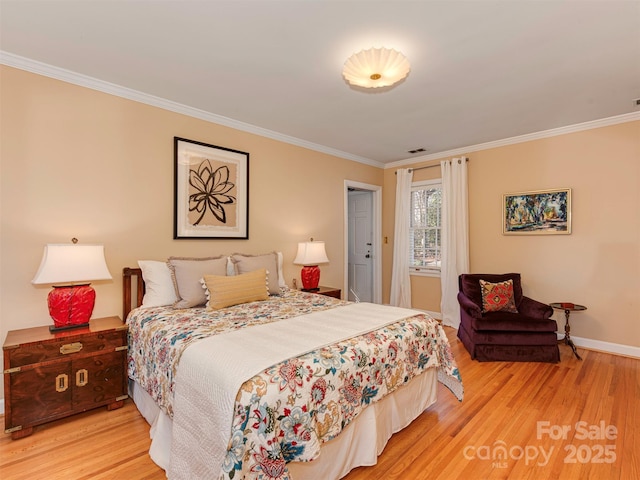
left=127, top=289, right=463, bottom=480
left=127, top=289, right=348, bottom=418
left=221, top=311, right=461, bottom=480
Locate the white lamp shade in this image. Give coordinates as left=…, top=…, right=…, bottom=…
left=343, top=47, right=410, bottom=88
left=293, top=241, right=329, bottom=266
left=32, top=244, right=112, bottom=285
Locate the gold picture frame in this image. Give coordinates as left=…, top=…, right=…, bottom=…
left=503, top=188, right=571, bottom=235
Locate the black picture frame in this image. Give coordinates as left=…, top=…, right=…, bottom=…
left=174, top=137, right=249, bottom=239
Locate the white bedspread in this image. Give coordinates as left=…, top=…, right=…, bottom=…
left=168, top=302, right=423, bottom=480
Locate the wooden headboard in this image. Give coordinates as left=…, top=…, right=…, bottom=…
left=123, top=267, right=144, bottom=320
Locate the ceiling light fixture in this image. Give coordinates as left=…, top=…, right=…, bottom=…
left=342, top=47, right=410, bottom=89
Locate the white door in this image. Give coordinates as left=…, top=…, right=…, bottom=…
left=348, top=190, right=373, bottom=302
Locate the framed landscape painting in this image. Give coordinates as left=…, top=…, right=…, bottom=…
left=174, top=137, right=249, bottom=239
left=503, top=188, right=571, bottom=235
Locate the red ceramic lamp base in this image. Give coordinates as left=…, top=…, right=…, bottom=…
left=48, top=284, right=95, bottom=332
left=300, top=265, right=321, bottom=291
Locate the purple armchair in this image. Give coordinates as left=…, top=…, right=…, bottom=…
left=457, top=273, right=559, bottom=362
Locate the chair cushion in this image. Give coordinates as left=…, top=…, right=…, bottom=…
left=467, top=311, right=558, bottom=333
left=459, top=323, right=559, bottom=345
left=480, top=279, right=518, bottom=313
left=459, top=273, right=523, bottom=309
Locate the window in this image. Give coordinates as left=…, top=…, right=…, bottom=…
left=410, top=180, right=442, bottom=275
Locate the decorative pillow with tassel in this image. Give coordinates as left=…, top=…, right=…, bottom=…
left=480, top=279, right=518, bottom=313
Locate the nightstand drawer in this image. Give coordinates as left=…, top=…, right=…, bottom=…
left=72, top=351, right=126, bottom=409
left=5, top=330, right=126, bottom=369
left=6, top=362, right=73, bottom=426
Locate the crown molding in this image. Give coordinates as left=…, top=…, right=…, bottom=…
left=0, top=51, right=383, bottom=169
left=3, top=51, right=637, bottom=172
left=386, top=111, right=640, bottom=169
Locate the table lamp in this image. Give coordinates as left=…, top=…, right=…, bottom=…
left=293, top=240, right=329, bottom=291
left=32, top=239, right=112, bottom=331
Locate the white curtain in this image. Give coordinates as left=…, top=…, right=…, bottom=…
left=440, top=157, right=469, bottom=328
left=390, top=168, right=413, bottom=307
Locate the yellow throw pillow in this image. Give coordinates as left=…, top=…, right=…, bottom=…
left=202, top=268, right=269, bottom=310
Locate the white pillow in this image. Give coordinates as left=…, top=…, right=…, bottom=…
left=138, top=260, right=179, bottom=307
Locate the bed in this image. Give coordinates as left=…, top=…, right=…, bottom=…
left=123, top=257, right=463, bottom=480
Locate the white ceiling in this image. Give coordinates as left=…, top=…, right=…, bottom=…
left=1, top=1, right=639, bottom=167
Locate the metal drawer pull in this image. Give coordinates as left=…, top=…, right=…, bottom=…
left=76, top=369, right=88, bottom=387
left=56, top=373, right=69, bottom=392
left=60, top=342, right=83, bottom=355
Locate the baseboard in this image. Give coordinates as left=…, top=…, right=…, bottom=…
left=557, top=333, right=640, bottom=359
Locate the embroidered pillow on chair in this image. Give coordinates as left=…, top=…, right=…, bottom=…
left=480, top=279, right=519, bottom=313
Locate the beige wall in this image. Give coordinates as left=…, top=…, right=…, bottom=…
left=383, top=120, right=640, bottom=349
left=2, top=65, right=638, bottom=405
left=0, top=66, right=383, bottom=401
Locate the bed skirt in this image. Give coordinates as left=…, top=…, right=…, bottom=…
left=131, top=367, right=438, bottom=479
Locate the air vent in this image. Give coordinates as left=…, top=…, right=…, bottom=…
left=407, top=147, right=427, bottom=154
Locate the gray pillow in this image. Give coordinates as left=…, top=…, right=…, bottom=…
left=231, top=252, right=281, bottom=295
left=168, top=256, right=228, bottom=308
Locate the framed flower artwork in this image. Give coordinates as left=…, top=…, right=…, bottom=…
left=174, top=137, right=249, bottom=239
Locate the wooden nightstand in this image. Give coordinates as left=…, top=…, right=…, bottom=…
left=312, top=286, right=341, bottom=299
left=3, top=316, right=128, bottom=439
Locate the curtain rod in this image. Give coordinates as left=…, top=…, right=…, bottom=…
left=395, top=157, right=468, bottom=174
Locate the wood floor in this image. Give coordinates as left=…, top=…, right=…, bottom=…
left=1, top=327, right=638, bottom=480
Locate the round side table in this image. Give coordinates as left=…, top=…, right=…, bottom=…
left=549, top=302, right=586, bottom=360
